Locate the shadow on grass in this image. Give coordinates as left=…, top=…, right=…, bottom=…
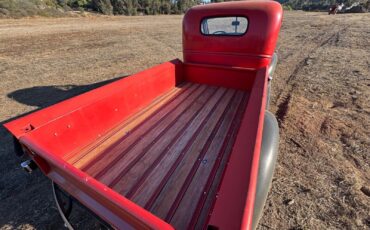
left=2, top=75, right=127, bottom=126
left=7, top=76, right=125, bottom=113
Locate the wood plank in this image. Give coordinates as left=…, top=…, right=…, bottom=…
left=146, top=88, right=239, bottom=219
left=169, top=91, right=247, bottom=229
left=66, top=81, right=249, bottom=229
left=120, top=88, right=235, bottom=202
left=193, top=93, right=248, bottom=229
left=67, top=83, right=190, bottom=166
left=111, top=87, right=229, bottom=194
left=83, top=83, right=205, bottom=178
left=95, top=84, right=216, bottom=185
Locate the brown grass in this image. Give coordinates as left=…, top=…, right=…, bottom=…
left=0, top=12, right=369, bottom=229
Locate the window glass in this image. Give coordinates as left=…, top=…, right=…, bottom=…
left=201, top=16, right=248, bottom=36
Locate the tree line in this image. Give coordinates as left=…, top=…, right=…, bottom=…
left=0, top=0, right=270, bottom=18
left=57, top=0, right=203, bottom=15
left=278, top=0, right=370, bottom=11
left=59, top=0, right=240, bottom=15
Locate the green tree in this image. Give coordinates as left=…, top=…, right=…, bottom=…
left=161, top=0, right=171, bottom=14
left=111, top=0, right=126, bottom=14
left=92, top=0, right=113, bottom=14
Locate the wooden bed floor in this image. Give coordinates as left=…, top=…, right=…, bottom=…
left=68, top=82, right=249, bottom=229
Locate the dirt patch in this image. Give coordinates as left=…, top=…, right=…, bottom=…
left=0, top=12, right=369, bottom=229
left=264, top=11, right=370, bottom=230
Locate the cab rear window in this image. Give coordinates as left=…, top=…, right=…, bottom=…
left=201, top=16, right=248, bottom=36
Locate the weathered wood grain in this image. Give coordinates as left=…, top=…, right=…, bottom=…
left=70, top=83, right=249, bottom=229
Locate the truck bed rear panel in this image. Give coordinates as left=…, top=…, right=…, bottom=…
left=66, top=82, right=249, bottom=228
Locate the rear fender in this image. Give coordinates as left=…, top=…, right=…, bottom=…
left=252, top=111, right=279, bottom=229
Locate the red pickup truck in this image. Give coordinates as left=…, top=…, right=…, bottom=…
left=4, top=1, right=282, bottom=230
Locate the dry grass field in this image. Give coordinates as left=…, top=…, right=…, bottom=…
left=0, top=11, right=369, bottom=229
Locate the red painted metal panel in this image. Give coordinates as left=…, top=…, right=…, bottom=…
left=184, top=63, right=256, bottom=91
left=208, top=68, right=268, bottom=230
left=183, top=1, right=283, bottom=69
left=4, top=60, right=183, bottom=140
left=20, top=136, right=174, bottom=230
left=5, top=60, right=183, bottom=158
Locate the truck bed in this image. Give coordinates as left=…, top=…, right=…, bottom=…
left=5, top=2, right=282, bottom=227
left=65, top=82, right=249, bottom=228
